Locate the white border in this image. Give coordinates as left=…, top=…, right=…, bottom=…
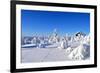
left=16, top=4, right=94, bottom=69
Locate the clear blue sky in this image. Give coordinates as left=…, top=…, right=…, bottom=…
left=21, top=9, right=90, bottom=36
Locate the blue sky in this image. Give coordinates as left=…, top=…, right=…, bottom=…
left=21, top=9, right=90, bottom=36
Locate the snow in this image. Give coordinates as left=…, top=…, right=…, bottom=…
left=22, top=44, right=37, bottom=48
left=67, top=44, right=90, bottom=60
left=21, top=47, right=70, bottom=63
left=21, top=30, right=90, bottom=63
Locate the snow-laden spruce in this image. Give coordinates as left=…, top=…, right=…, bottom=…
left=66, top=32, right=90, bottom=60
left=21, top=29, right=90, bottom=61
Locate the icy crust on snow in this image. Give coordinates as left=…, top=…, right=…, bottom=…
left=21, top=30, right=90, bottom=61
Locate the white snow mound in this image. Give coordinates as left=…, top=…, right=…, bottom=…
left=67, top=43, right=90, bottom=60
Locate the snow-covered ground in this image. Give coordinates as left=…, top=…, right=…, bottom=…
left=21, top=31, right=90, bottom=63
left=21, top=42, right=90, bottom=63
left=21, top=47, right=71, bottom=63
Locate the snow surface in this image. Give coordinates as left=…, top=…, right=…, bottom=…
left=21, top=31, right=90, bottom=63
left=22, top=47, right=70, bottom=63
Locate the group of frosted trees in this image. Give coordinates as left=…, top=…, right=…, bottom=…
left=22, top=29, right=90, bottom=60
left=22, top=29, right=90, bottom=49
left=22, top=29, right=69, bottom=48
